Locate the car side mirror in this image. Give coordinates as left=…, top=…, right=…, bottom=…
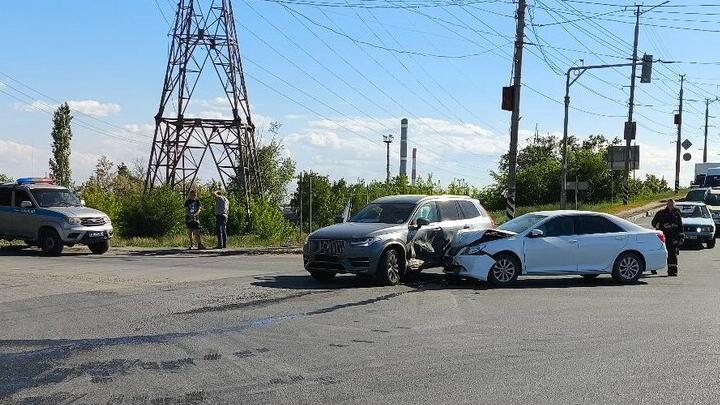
left=415, top=217, right=430, bottom=228
left=334, top=215, right=344, bottom=224
left=528, top=229, right=544, bottom=238
left=20, top=200, right=33, bottom=208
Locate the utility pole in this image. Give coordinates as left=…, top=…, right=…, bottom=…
left=506, top=0, right=526, bottom=219
left=299, top=172, right=303, bottom=235
left=309, top=173, right=313, bottom=233
left=383, top=134, right=394, bottom=183
left=676, top=75, right=685, bottom=194
left=704, top=97, right=719, bottom=163
left=623, top=5, right=641, bottom=206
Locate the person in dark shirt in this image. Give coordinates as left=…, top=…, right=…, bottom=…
left=184, top=190, right=206, bottom=250
left=651, top=199, right=683, bottom=276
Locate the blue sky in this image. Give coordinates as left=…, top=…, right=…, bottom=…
left=1, top=0, right=720, bottom=191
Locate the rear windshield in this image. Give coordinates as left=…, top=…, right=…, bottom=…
left=685, top=189, right=707, bottom=202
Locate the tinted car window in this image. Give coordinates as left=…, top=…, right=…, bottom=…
left=0, top=188, right=11, bottom=206
left=438, top=200, right=462, bottom=221
left=14, top=190, right=33, bottom=207
left=538, top=216, right=575, bottom=237
left=414, top=202, right=439, bottom=223
left=576, top=215, right=623, bottom=234
left=349, top=203, right=415, bottom=224
left=459, top=200, right=481, bottom=218
left=685, top=189, right=707, bottom=202
left=705, top=193, right=720, bottom=206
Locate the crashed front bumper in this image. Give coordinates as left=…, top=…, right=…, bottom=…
left=444, top=254, right=497, bottom=282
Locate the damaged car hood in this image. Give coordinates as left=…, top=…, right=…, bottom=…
left=448, top=228, right=516, bottom=255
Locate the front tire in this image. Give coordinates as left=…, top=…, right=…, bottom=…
left=310, top=271, right=336, bottom=282
left=39, top=229, right=64, bottom=256
left=707, top=239, right=716, bottom=249
left=88, top=240, right=110, bottom=255
left=487, top=253, right=521, bottom=287
left=611, top=252, right=644, bottom=284
left=376, top=248, right=402, bottom=286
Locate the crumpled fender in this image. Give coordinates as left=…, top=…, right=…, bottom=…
left=454, top=254, right=496, bottom=281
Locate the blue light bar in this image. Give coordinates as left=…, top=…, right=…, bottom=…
left=16, top=177, right=54, bottom=185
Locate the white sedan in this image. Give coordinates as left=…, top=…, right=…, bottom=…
left=446, top=210, right=668, bottom=286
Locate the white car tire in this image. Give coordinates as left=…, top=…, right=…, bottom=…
left=487, top=253, right=521, bottom=287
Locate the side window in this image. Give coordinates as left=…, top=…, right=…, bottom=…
left=13, top=190, right=32, bottom=207
left=459, top=200, right=481, bottom=219
left=437, top=200, right=462, bottom=221
left=538, top=216, right=576, bottom=237
left=576, top=215, right=623, bottom=234
left=414, top=202, right=439, bottom=223
left=0, top=188, right=11, bottom=206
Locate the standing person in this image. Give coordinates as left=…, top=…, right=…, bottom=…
left=184, top=190, right=206, bottom=250
left=214, top=190, right=229, bottom=249
left=651, top=199, right=683, bottom=276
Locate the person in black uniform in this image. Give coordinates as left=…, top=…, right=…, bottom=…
left=651, top=199, right=683, bottom=276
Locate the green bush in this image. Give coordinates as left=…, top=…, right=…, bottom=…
left=82, top=186, right=120, bottom=228
left=249, top=199, right=296, bottom=242
left=118, top=187, right=184, bottom=237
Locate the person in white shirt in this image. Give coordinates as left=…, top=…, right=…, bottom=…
left=214, top=190, right=230, bottom=249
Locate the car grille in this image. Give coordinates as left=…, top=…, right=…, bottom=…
left=683, top=225, right=712, bottom=232
left=81, top=217, right=106, bottom=227
left=309, top=239, right=346, bottom=255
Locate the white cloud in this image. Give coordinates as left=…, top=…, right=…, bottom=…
left=14, top=99, right=121, bottom=117
left=67, top=100, right=121, bottom=117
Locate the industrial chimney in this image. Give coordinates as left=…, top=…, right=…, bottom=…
left=399, top=118, right=408, bottom=177
left=411, top=148, right=417, bottom=185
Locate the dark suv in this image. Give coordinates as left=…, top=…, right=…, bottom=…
left=303, top=195, right=494, bottom=285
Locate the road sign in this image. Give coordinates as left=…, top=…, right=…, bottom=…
left=607, top=145, right=640, bottom=170
left=566, top=181, right=589, bottom=191
left=682, top=139, right=692, bottom=150
left=683, top=153, right=692, bottom=161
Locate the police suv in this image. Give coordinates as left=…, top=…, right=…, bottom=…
left=0, top=178, right=113, bottom=256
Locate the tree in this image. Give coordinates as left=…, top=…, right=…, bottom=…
left=256, top=122, right=296, bottom=205
left=49, top=103, right=73, bottom=187
left=87, top=156, right=115, bottom=192
left=0, top=173, right=11, bottom=183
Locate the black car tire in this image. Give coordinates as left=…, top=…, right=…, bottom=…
left=88, top=240, right=110, bottom=255
left=40, top=229, right=64, bottom=256
left=611, top=252, right=644, bottom=284
left=376, top=248, right=402, bottom=286
left=487, top=253, right=521, bottom=287
left=310, top=271, right=336, bottom=282
left=707, top=238, right=716, bottom=249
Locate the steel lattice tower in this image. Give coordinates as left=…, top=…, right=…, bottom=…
left=145, top=0, right=261, bottom=216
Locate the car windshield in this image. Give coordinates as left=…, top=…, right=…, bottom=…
left=704, top=175, right=720, bottom=188
left=498, top=213, right=547, bottom=234
left=685, top=189, right=707, bottom=202
left=31, top=188, right=82, bottom=207
left=704, top=193, right=720, bottom=206
left=349, top=203, right=416, bottom=224
left=677, top=205, right=711, bottom=219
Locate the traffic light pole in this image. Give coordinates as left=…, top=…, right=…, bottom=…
left=561, top=62, right=633, bottom=209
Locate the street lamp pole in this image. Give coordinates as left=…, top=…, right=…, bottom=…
left=383, top=134, right=394, bottom=183
left=561, top=62, right=633, bottom=209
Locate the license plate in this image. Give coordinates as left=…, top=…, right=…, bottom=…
left=687, top=235, right=697, bottom=239
left=87, top=231, right=105, bottom=238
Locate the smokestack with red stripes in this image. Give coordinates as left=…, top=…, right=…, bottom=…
left=411, top=147, right=417, bottom=185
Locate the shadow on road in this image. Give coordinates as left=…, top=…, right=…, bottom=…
left=0, top=246, right=90, bottom=257
left=252, top=272, right=647, bottom=291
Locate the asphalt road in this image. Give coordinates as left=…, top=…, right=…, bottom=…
left=1, top=217, right=719, bottom=404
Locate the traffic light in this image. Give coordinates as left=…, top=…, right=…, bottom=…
left=640, top=54, right=653, bottom=83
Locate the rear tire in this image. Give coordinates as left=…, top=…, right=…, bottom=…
left=39, top=229, right=63, bottom=256
left=88, top=240, right=110, bottom=255
left=707, top=239, right=716, bottom=249
left=611, top=252, right=644, bottom=284
left=487, top=253, right=521, bottom=287
left=376, top=248, right=402, bottom=286
left=310, top=271, right=336, bottom=282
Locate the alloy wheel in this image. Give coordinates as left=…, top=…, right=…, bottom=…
left=492, top=258, right=516, bottom=283
left=618, top=256, right=640, bottom=280
left=386, top=250, right=400, bottom=284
